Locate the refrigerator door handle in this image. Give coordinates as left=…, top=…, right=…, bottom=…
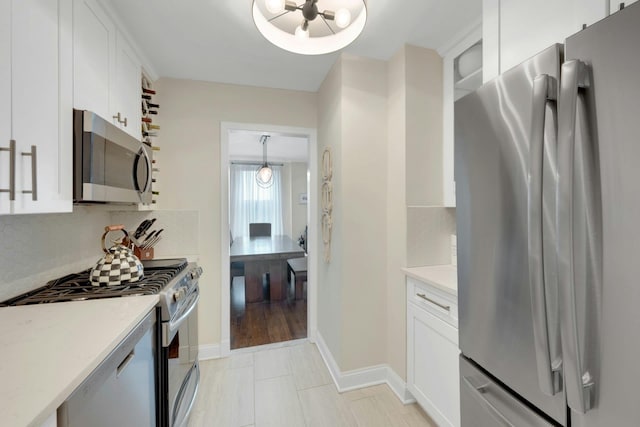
left=528, top=74, right=562, bottom=397
left=462, top=376, right=516, bottom=427
left=557, top=59, right=594, bottom=414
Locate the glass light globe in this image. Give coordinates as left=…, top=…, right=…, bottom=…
left=265, top=0, right=284, bottom=14
left=257, top=166, right=273, bottom=184
left=335, top=8, right=352, bottom=29
left=295, top=25, right=310, bottom=39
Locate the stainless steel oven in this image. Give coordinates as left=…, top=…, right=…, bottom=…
left=158, top=266, right=202, bottom=427
left=4, top=258, right=202, bottom=427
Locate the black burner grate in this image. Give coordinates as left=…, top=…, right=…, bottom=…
left=2, top=262, right=187, bottom=306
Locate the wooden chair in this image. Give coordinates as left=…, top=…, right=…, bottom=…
left=230, top=230, right=244, bottom=285
left=230, top=262, right=244, bottom=286
left=287, top=256, right=307, bottom=300
left=249, top=223, right=271, bottom=237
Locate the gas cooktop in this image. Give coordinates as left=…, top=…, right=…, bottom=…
left=2, top=258, right=188, bottom=306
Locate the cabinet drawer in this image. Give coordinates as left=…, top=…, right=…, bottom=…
left=407, top=277, right=458, bottom=328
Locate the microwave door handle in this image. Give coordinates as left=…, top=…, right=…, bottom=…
left=557, top=59, right=594, bottom=414
left=528, top=74, right=561, bottom=396
left=134, top=147, right=152, bottom=194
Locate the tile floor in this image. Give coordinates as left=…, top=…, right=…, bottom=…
left=188, top=340, right=436, bottom=427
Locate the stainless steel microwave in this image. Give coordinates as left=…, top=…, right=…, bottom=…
left=73, top=110, right=152, bottom=205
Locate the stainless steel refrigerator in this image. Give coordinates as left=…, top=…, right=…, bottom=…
left=455, top=3, right=640, bottom=426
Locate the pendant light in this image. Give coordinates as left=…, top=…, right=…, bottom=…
left=256, top=135, right=273, bottom=188
left=252, top=0, right=367, bottom=55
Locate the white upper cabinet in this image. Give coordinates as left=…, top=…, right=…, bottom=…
left=115, top=33, right=142, bottom=140
left=442, top=26, right=482, bottom=207
left=73, top=0, right=115, bottom=122
left=73, top=0, right=142, bottom=140
left=0, top=1, right=11, bottom=214
left=1, top=0, right=73, bottom=215
left=483, top=0, right=614, bottom=78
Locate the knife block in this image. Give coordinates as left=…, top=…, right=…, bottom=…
left=134, top=246, right=154, bottom=260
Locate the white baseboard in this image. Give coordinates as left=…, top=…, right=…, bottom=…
left=315, top=332, right=415, bottom=404
left=307, top=328, right=317, bottom=344
left=199, top=333, right=416, bottom=406
left=198, top=343, right=222, bottom=360
left=230, top=338, right=308, bottom=354
left=386, top=365, right=416, bottom=404
left=220, top=338, right=231, bottom=357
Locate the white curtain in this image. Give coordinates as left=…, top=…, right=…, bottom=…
left=230, top=164, right=284, bottom=239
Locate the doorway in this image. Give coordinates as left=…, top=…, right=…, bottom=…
left=220, top=122, right=318, bottom=356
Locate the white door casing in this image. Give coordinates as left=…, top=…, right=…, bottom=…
left=220, top=122, right=318, bottom=356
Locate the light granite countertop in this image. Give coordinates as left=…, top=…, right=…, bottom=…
left=0, top=295, right=158, bottom=427
left=402, top=264, right=458, bottom=296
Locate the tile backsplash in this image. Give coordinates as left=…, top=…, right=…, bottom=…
left=0, top=207, right=110, bottom=300
left=110, top=210, right=199, bottom=259
left=0, top=207, right=199, bottom=301
left=406, top=206, right=456, bottom=267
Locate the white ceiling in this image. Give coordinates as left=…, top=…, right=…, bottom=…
left=229, top=130, right=309, bottom=163
left=106, top=0, right=482, bottom=92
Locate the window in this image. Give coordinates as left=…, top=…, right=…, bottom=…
left=230, top=164, right=284, bottom=238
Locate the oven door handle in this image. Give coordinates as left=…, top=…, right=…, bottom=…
left=163, top=292, right=199, bottom=347
left=172, top=361, right=200, bottom=427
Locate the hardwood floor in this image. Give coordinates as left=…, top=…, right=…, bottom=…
left=187, top=341, right=436, bottom=427
left=231, top=277, right=307, bottom=350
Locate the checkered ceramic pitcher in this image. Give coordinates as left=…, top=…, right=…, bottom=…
left=90, top=225, right=144, bottom=286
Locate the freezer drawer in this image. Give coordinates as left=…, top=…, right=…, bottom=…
left=460, top=357, right=555, bottom=427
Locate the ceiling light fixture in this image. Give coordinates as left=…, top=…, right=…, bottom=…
left=256, top=135, right=273, bottom=188
left=252, top=0, right=367, bottom=55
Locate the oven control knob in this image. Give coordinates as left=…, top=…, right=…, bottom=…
left=172, top=288, right=186, bottom=302
left=190, top=268, right=202, bottom=280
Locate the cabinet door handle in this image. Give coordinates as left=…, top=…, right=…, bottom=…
left=112, top=112, right=127, bottom=126
left=416, top=293, right=450, bottom=311
left=21, top=145, right=37, bottom=201
left=0, top=139, right=16, bottom=200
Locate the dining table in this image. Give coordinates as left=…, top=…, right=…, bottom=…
left=230, top=235, right=305, bottom=302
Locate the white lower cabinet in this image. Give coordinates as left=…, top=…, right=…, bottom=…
left=407, top=278, right=460, bottom=427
